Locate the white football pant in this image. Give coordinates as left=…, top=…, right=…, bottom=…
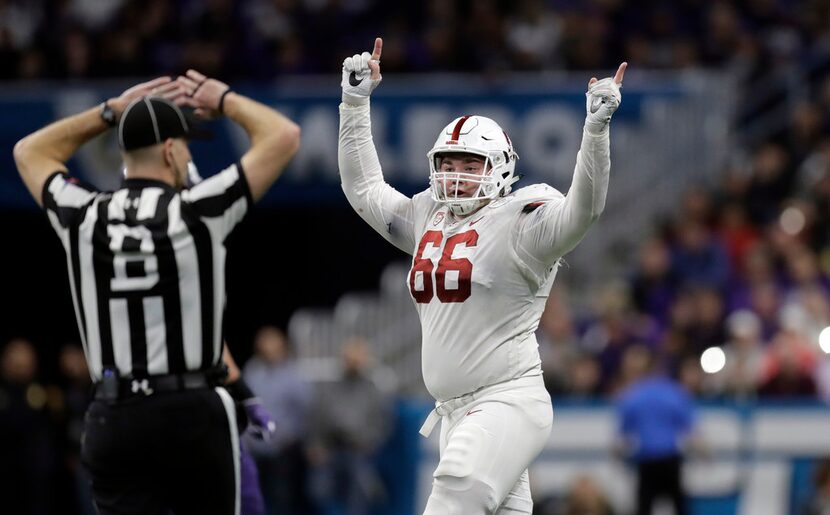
left=422, top=375, right=553, bottom=515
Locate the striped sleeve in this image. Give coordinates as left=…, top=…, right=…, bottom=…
left=181, top=162, right=253, bottom=237
left=41, top=172, right=99, bottom=230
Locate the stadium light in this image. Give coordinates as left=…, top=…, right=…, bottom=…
left=700, top=346, right=726, bottom=374
left=820, top=327, right=830, bottom=354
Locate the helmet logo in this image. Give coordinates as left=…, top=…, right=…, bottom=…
left=450, top=115, right=472, bottom=140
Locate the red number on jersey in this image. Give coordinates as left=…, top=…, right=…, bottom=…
left=436, top=231, right=478, bottom=303
left=409, top=230, right=478, bottom=303
left=409, top=230, right=442, bottom=303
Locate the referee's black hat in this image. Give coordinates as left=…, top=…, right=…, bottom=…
left=118, top=96, right=212, bottom=151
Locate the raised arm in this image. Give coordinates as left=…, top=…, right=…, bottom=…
left=14, top=77, right=182, bottom=206
left=178, top=70, right=301, bottom=202
left=516, top=63, right=627, bottom=267
left=339, top=38, right=417, bottom=254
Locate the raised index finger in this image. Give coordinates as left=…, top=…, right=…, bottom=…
left=614, top=62, right=628, bottom=85
left=371, top=37, right=383, bottom=61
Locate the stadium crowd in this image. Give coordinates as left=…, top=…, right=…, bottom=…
left=1, top=0, right=830, bottom=79
left=3, top=0, right=830, bottom=514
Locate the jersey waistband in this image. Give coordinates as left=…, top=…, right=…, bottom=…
left=419, top=373, right=543, bottom=438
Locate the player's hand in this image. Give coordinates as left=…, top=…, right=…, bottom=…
left=243, top=399, right=276, bottom=440
left=584, top=62, right=626, bottom=135
left=176, top=69, right=232, bottom=119
left=108, top=76, right=185, bottom=119
left=341, top=37, right=383, bottom=106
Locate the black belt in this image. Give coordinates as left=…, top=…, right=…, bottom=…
left=94, top=368, right=226, bottom=401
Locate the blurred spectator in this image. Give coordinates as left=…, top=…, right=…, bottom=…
left=677, top=354, right=706, bottom=398
left=308, top=337, right=392, bottom=515
left=680, top=188, right=716, bottom=228
left=759, top=330, right=818, bottom=397
left=243, top=326, right=314, bottom=515
left=717, top=202, right=761, bottom=274
left=670, top=219, right=730, bottom=290
left=56, top=344, right=94, bottom=515
left=616, top=345, right=695, bottom=515
left=66, top=0, right=125, bottom=31
left=568, top=353, right=603, bottom=398
left=505, top=0, right=562, bottom=70
left=581, top=284, right=643, bottom=392
left=537, top=289, right=580, bottom=395
left=802, top=458, right=830, bottom=515
left=630, top=237, right=676, bottom=325
left=688, top=287, right=727, bottom=354
left=744, top=143, right=794, bottom=225
left=557, top=475, right=615, bottom=515
left=749, top=281, right=784, bottom=340
left=0, top=338, right=58, bottom=515
left=707, top=310, right=765, bottom=399
left=728, top=243, right=777, bottom=312
left=611, top=343, right=654, bottom=395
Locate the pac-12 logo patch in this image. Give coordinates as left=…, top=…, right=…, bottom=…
left=432, top=212, right=445, bottom=226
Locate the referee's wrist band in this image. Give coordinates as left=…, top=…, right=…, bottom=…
left=218, top=89, right=234, bottom=115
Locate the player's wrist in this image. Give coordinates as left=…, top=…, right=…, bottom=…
left=584, top=119, right=610, bottom=136
left=342, top=91, right=370, bottom=106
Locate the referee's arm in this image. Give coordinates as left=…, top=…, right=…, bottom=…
left=177, top=70, right=301, bottom=202
left=13, top=77, right=182, bottom=207
left=14, top=106, right=102, bottom=207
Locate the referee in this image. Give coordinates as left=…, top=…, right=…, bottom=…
left=13, top=72, right=300, bottom=515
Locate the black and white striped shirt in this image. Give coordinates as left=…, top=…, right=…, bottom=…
left=42, top=163, right=252, bottom=381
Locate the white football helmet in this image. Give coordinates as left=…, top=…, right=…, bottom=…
left=428, top=115, right=520, bottom=217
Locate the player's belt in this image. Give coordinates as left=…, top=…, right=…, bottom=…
left=419, top=374, right=543, bottom=438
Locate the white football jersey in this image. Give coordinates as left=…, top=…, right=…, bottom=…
left=339, top=102, right=610, bottom=401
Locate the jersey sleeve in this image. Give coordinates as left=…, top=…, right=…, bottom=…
left=514, top=128, right=610, bottom=270
left=339, top=102, right=417, bottom=255
left=42, top=171, right=99, bottom=231
left=181, top=162, right=253, bottom=237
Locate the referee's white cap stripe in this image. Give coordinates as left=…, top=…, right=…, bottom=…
left=144, top=97, right=161, bottom=144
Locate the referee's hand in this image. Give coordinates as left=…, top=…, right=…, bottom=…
left=108, top=76, right=186, bottom=119
left=177, top=69, right=231, bottom=120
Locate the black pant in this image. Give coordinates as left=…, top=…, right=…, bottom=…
left=637, top=455, right=686, bottom=515
left=81, top=388, right=238, bottom=515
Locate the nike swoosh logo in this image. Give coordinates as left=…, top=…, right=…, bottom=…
left=469, top=217, right=484, bottom=226
left=466, top=409, right=482, bottom=416
left=349, top=71, right=363, bottom=87
left=590, top=96, right=603, bottom=113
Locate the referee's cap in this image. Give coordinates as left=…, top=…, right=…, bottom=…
left=118, top=96, right=212, bottom=151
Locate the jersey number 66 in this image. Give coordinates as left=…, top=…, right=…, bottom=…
left=409, top=230, right=478, bottom=304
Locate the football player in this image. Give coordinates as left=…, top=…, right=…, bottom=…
left=339, top=37, right=626, bottom=515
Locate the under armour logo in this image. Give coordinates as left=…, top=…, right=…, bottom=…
left=131, top=379, right=154, bottom=396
